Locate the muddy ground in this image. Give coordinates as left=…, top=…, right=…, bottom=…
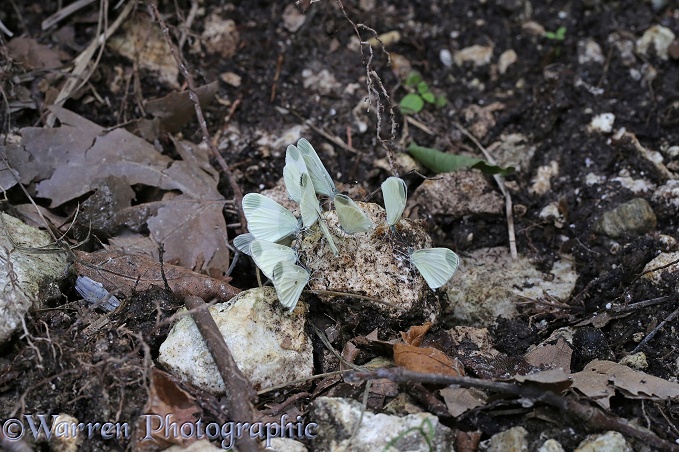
left=1, top=0, right=678, bottom=451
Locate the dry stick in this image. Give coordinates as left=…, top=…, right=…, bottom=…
left=348, top=367, right=679, bottom=452
left=150, top=4, right=247, bottom=233
left=631, top=305, right=679, bottom=354
left=41, top=0, right=96, bottom=30
left=184, top=295, right=260, bottom=452
left=453, top=122, right=518, bottom=259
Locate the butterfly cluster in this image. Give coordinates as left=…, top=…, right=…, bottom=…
left=234, top=138, right=459, bottom=311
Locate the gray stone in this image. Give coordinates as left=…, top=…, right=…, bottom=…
left=594, top=198, right=656, bottom=238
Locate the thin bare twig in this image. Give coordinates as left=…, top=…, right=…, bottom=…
left=348, top=367, right=679, bottom=452
left=183, top=295, right=260, bottom=452
left=150, top=4, right=247, bottom=233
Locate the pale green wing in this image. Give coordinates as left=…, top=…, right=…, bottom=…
left=272, top=261, right=310, bottom=310
left=381, top=176, right=407, bottom=226
left=242, top=193, right=299, bottom=242
left=300, top=174, right=339, bottom=255
left=297, top=138, right=337, bottom=197
left=250, top=240, right=298, bottom=280
left=410, top=248, right=459, bottom=289
left=283, top=145, right=308, bottom=203
left=299, top=173, right=321, bottom=228
left=334, top=194, right=372, bottom=234
left=233, top=233, right=255, bottom=256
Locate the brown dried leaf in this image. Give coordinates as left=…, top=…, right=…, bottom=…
left=74, top=250, right=239, bottom=302
left=400, top=322, right=432, bottom=346
left=132, top=368, right=200, bottom=450
left=524, top=337, right=573, bottom=373
left=570, top=360, right=679, bottom=409
left=19, top=107, right=230, bottom=272
left=440, top=387, right=487, bottom=417
left=393, top=343, right=464, bottom=376
left=7, top=37, right=64, bottom=70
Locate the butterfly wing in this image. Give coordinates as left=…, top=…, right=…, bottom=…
left=233, top=233, right=255, bottom=256
left=283, top=145, right=308, bottom=203
left=272, top=261, right=310, bottom=310
left=381, top=176, right=407, bottom=226
left=411, top=248, right=459, bottom=289
left=334, top=194, right=372, bottom=234
left=299, top=173, right=321, bottom=228
left=297, top=138, right=337, bottom=197
left=250, top=240, right=298, bottom=280
left=242, top=193, right=299, bottom=242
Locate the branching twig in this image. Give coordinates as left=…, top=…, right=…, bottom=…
left=348, top=367, right=679, bottom=452
left=150, top=4, right=247, bottom=234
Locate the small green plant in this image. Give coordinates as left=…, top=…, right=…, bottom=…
left=544, top=26, right=566, bottom=41
left=382, top=418, right=435, bottom=451
left=399, top=72, right=447, bottom=115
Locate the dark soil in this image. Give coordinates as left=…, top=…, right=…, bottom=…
left=1, top=0, right=678, bottom=451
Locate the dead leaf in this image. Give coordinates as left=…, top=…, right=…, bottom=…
left=570, top=359, right=679, bottom=409
left=19, top=107, right=230, bottom=272
left=393, top=343, right=464, bottom=376
left=524, top=337, right=573, bottom=373
left=401, top=322, right=432, bottom=346
left=74, top=249, right=239, bottom=302
left=7, top=37, right=64, bottom=70
left=107, top=13, right=179, bottom=88
left=440, top=387, right=487, bottom=417
left=132, top=368, right=200, bottom=450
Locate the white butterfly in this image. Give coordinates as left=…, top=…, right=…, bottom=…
left=272, top=261, right=310, bottom=310
left=334, top=194, right=372, bottom=233
left=381, top=176, right=407, bottom=227
left=283, top=145, right=308, bottom=203
left=233, top=233, right=255, bottom=256
left=250, top=239, right=298, bottom=280
left=410, top=248, right=459, bottom=289
left=296, top=138, right=338, bottom=198
left=300, top=173, right=339, bottom=255
left=242, top=193, right=301, bottom=243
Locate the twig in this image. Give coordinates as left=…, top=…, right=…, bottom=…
left=41, top=0, right=97, bottom=30
left=453, top=122, right=517, bottom=259
left=183, top=295, right=260, bottom=452
left=348, top=367, right=679, bottom=452
left=631, top=305, right=679, bottom=354
left=150, top=4, right=248, bottom=233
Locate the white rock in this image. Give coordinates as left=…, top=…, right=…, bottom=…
left=309, top=397, right=456, bottom=451
left=636, top=25, right=676, bottom=60
left=642, top=251, right=679, bottom=286
left=489, top=133, right=535, bottom=172
left=529, top=161, right=559, bottom=195
left=484, top=426, right=528, bottom=451
left=440, top=48, right=453, bottom=67
left=300, top=203, right=442, bottom=324
left=585, top=173, right=606, bottom=186
left=446, top=247, right=577, bottom=326
left=498, top=49, right=517, bottom=74
left=574, top=431, right=632, bottom=452
left=538, top=438, right=566, bottom=452
left=652, top=180, right=679, bottom=216
left=50, top=414, right=84, bottom=452
left=158, top=287, right=313, bottom=394
left=588, top=113, right=615, bottom=133
left=454, top=45, right=493, bottom=67
left=610, top=175, right=655, bottom=193
left=261, top=438, right=309, bottom=451
left=539, top=202, right=564, bottom=227
left=282, top=4, right=306, bottom=33
left=578, top=39, right=605, bottom=64
left=302, top=69, right=342, bottom=95
left=0, top=213, right=67, bottom=344
left=619, top=352, right=648, bottom=370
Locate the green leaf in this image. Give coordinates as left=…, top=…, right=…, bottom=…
left=545, top=31, right=556, bottom=40
left=421, top=91, right=436, bottom=103
left=417, top=81, right=430, bottom=95
left=555, top=26, right=566, bottom=40
left=407, top=143, right=514, bottom=176
left=399, top=94, right=424, bottom=114
left=434, top=94, right=447, bottom=108
left=405, top=72, right=422, bottom=87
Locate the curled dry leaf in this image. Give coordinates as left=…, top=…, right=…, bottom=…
left=131, top=368, right=200, bottom=450
left=74, top=250, right=239, bottom=302
left=401, top=322, right=433, bottom=347
left=393, top=343, right=464, bottom=377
